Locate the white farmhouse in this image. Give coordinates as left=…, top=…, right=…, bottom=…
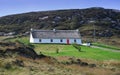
left=30, top=29, right=82, bottom=44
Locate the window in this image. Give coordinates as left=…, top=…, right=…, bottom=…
left=51, top=39, right=53, bottom=42
left=39, top=39, right=42, bottom=42
left=60, top=39, right=63, bottom=42
left=74, top=39, right=76, bottom=43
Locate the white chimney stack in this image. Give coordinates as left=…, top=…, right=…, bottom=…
left=31, top=28, right=33, bottom=31
left=76, top=29, right=79, bottom=32
left=53, top=29, right=56, bottom=32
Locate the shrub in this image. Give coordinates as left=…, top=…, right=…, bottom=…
left=80, top=62, right=88, bottom=66
left=27, top=43, right=34, bottom=49
left=4, top=63, right=12, bottom=70
left=89, top=64, right=96, bottom=68
left=56, top=48, right=59, bottom=54
left=12, top=59, right=24, bottom=67
left=76, top=59, right=82, bottom=64
left=72, top=44, right=81, bottom=52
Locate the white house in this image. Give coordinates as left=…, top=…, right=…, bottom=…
left=30, top=29, right=82, bottom=45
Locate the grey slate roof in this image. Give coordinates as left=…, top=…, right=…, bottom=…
left=31, top=29, right=81, bottom=39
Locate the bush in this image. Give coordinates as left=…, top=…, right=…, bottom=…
left=56, top=48, right=59, bottom=54
left=72, top=44, right=81, bottom=52
left=4, top=63, right=12, bottom=70
left=89, top=64, right=96, bottom=68
left=27, top=43, right=34, bottom=49
left=12, top=59, right=24, bottom=67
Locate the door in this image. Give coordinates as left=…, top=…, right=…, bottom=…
left=67, top=38, right=69, bottom=44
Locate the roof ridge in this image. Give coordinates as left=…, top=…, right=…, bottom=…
left=32, top=29, right=79, bottom=32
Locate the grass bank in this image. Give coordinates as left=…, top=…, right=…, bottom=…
left=34, top=44, right=120, bottom=61
left=92, top=43, right=120, bottom=50
left=4, top=36, right=120, bottom=61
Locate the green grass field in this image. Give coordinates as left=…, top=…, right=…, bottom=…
left=4, top=36, right=120, bottom=61
left=34, top=44, right=120, bottom=60
left=92, top=43, right=120, bottom=50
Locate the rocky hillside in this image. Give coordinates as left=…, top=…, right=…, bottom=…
left=0, top=41, right=120, bottom=75
left=0, top=7, right=120, bottom=46
left=0, top=41, right=46, bottom=59
left=0, top=7, right=120, bottom=36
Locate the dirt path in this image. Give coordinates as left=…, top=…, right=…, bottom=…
left=0, top=36, right=15, bottom=41
left=91, top=46, right=120, bottom=52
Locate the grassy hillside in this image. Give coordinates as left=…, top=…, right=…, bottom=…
left=1, top=54, right=120, bottom=75
left=1, top=37, right=120, bottom=75
left=5, top=36, right=120, bottom=61
left=34, top=44, right=120, bottom=60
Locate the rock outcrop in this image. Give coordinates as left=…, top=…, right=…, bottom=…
left=0, top=41, right=46, bottom=59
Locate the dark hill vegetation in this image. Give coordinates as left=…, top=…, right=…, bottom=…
left=0, top=7, right=120, bottom=46
left=0, top=7, right=120, bottom=34
left=0, top=41, right=46, bottom=59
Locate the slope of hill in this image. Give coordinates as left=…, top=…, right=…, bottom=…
left=0, top=41, right=120, bottom=75
left=0, top=7, right=120, bottom=46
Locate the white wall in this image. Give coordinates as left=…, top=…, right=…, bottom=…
left=31, top=38, right=82, bottom=44
left=30, top=33, right=34, bottom=43
left=69, top=39, right=82, bottom=44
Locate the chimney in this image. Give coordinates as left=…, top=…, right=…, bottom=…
left=30, top=28, right=33, bottom=31
left=53, top=29, right=56, bottom=32
left=76, top=29, right=79, bottom=32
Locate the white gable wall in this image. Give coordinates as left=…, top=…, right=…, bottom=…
left=30, top=33, right=34, bottom=43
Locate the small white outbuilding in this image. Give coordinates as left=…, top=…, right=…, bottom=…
left=30, top=29, right=82, bottom=45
